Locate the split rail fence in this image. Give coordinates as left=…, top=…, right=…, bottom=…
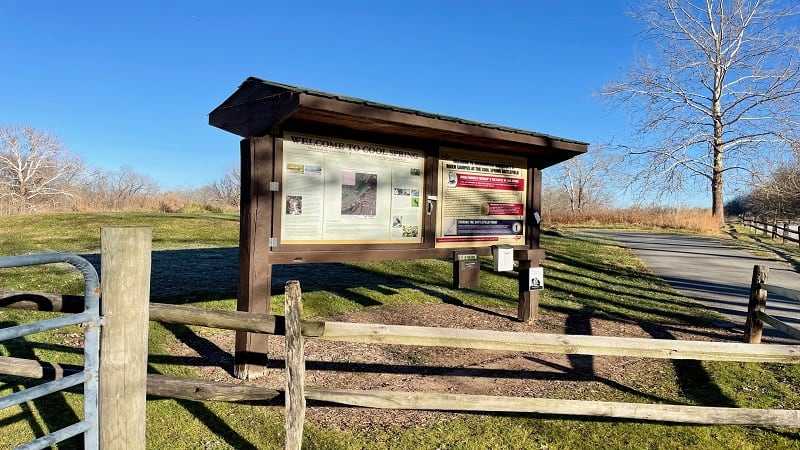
left=741, top=216, right=800, bottom=246
left=4, top=227, right=800, bottom=449
left=745, top=264, right=800, bottom=343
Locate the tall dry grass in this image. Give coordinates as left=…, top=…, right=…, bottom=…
left=545, top=207, right=722, bottom=235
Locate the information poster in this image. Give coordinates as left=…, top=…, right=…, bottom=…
left=436, top=148, right=527, bottom=247
left=281, top=133, right=425, bottom=244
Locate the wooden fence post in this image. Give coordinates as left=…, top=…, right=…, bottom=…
left=284, top=280, right=305, bottom=450
left=99, top=227, right=152, bottom=449
left=744, top=265, right=769, bottom=344
left=516, top=250, right=545, bottom=322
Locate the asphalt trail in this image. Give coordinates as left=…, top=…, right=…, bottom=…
left=585, top=231, right=800, bottom=343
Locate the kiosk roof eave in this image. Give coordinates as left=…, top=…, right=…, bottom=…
left=209, top=77, right=588, bottom=168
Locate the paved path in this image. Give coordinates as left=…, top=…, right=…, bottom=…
left=585, top=231, right=800, bottom=343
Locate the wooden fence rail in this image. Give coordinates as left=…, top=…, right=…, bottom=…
left=745, top=264, right=800, bottom=343
left=4, top=289, right=800, bottom=365
left=6, top=270, right=800, bottom=446
left=741, top=216, right=800, bottom=246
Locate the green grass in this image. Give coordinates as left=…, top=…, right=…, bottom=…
left=2, top=213, right=800, bottom=449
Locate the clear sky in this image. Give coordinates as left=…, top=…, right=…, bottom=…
left=0, top=1, right=639, bottom=193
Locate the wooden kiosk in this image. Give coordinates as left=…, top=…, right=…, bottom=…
left=209, top=77, right=588, bottom=379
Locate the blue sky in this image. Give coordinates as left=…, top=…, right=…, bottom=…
left=0, top=1, right=638, bottom=193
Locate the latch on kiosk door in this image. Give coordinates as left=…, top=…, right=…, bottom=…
left=426, top=195, right=438, bottom=216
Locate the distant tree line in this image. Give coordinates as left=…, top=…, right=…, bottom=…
left=0, top=124, right=240, bottom=214
left=726, top=159, right=800, bottom=220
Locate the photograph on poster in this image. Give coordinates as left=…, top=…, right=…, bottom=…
left=281, top=133, right=425, bottom=244
left=341, top=171, right=378, bottom=217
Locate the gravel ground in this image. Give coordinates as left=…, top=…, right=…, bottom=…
left=169, top=301, right=740, bottom=433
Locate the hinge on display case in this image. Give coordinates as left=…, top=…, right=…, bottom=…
left=269, top=237, right=278, bottom=247
left=269, top=182, right=279, bottom=191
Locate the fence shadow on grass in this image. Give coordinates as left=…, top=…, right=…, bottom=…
left=639, top=321, right=737, bottom=408
left=146, top=366, right=260, bottom=450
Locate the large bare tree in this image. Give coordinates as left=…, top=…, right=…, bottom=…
left=0, top=125, right=84, bottom=213
left=601, top=0, right=800, bottom=227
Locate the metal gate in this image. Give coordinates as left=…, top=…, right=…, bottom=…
left=0, top=253, right=102, bottom=450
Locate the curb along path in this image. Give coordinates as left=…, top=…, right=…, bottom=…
left=583, top=231, right=800, bottom=344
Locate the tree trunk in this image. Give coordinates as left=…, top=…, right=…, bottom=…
left=711, top=72, right=725, bottom=229
left=711, top=149, right=724, bottom=228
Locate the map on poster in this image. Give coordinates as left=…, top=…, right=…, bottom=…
left=436, top=148, right=527, bottom=247
left=280, top=133, right=425, bottom=243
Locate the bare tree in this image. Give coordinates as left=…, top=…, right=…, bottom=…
left=601, top=0, right=800, bottom=227
left=0, top=125, right=84, bottom=213
left=79, top=165, right=161, bottom=210
left=562, top=147, right=622, bottom=212
left=545, top=146, right=623, bottom=213
left=744, top=162, right=800, bottom=217
left=205, top=164, right=240, bottom=208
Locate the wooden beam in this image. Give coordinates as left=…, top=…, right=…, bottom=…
left=758, top=311, right=800, bottom=341
left=236, top=137, right=275, bottom=379
left=149, top=303, right=325, bottom=337
left=0, top=298, right=325, bottom=337
left=0, top=356, right=280, bottom=403
left=297, top=94, right=587, bottom=153
left=284, top=281, right=305, bottom=450
left=99, top=227, right=151, bottom=449
left=304, top=388, right=800, bottom=427
left=318, top=321, right=800, bottom=363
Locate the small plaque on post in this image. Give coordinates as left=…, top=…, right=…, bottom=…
left=528, top=267, right=544, bottom=291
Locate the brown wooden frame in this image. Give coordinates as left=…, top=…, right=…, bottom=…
left=211, top=78, right=588, bottom=379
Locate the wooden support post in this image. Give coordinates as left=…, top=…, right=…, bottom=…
left=236, top=137, right=274, bottom=379
left=516, top=165, right=544, bottom=323
left=516, top=250, right=545, bottom=323
left=284, top=280, right=305, bottom=450
left=783, top=222, right=789, bottom=243
left=744, top=265, right=769, bottom=344
left=517, top=259, right=536, bottom=322
left=528, top=168, right=542, bottom=249
left=99, top=227, right=152, bottom=449
left=771, top=219, right=778, bottom=239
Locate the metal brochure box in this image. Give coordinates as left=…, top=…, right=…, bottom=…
left=491, top=244, right=514, bottom=272
left=453, top=252, right=480, bottom=289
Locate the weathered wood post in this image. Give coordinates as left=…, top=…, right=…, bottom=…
left=782, top=222, right=789, bottom=243
left=515, top=166, right=545, bottom=322
left=236, top=137, right=274, bottom=380
left=284, top=280, right=305, bottom=450
left=744, top=264, right=769, bottom=344
left=771, top=219, right=778, bottom=240
left=516, top=249, right=545, bottom=322
left=99, top=227, right=152, bottom=448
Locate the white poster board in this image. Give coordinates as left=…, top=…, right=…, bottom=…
left=280, top=133, right=425, bottom=244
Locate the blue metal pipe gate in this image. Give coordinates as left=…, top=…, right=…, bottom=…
left=0, top=253, right=102, bottom=450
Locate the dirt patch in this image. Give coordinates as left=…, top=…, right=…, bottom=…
left=170, top=302, right=741, bottom=434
